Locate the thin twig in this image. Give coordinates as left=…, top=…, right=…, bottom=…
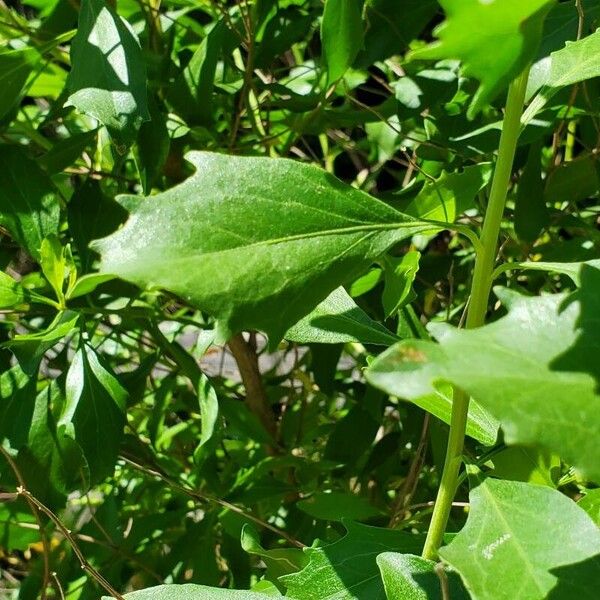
left=0, top=447, right=51, bottom=599
left=120, top=455, right=305, bottom=548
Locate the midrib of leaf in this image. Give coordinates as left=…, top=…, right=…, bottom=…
left=110, top=221, right=423, bottom=263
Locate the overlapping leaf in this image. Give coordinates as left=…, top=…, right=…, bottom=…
left=280, top=522, right=423, bottom=599
left=410, top=0, right=554, bottom=117
left=367, top=264, right=600, bottom=480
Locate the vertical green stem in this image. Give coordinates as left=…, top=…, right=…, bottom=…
left=421, top=66, right=531, bottom=561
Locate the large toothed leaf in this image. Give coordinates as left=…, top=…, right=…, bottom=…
left=440, top=479, right=600, bottom=600
left=280, top=522, right=424, bottom=600
left=410, top=0, right=553, bottom=117
left=367, top=263, right=600, bottom=480
left=66, top=0, right=149, bottom=143
left=93, top=152, right=433, bottom=346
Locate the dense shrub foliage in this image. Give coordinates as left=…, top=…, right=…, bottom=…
left=0, top=0, right=599, bottom=598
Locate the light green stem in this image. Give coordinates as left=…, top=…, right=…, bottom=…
left=421, top=66, right=531, bottom=561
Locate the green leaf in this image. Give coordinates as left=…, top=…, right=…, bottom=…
left=356, top=0, right=438, bottom=65
left=135, top=97, right=169, bottom=193
left=398, top=382, right=499, bottom=447
left=440, top=479, right=600, bottom=600
left=16, top=383, right=88, bottom=504
left=0, top=46, right=42, bottom=122
left=196, top=373, right=219, bottom=449
left=286, top=286, right=399, bottom=346
left=241, top=524, right=307, bottom=581
left=523, top=29, right=600, bottom=124
left=296, top=492, right=382, bottom=521
left=382, top=251, right=420, bottom=318
left=366, top=269, right=600, bottom=480
left=0, top=146, right=60, bottom=261
left=66, top=0, right=149, bottom=143
left=402, top=163, right=492, bottom=223
left=280, top=521, right=423, bottom=599
left=60, top=343, right=127, bottom=483
left=102, top=585, right=287, bottom=599
left=499, top=258, right=600, bottom=285
left=544, top=154, right=599, bottom=205
left=376, top=553, right=468, bottom=600
left=167, top=20, right=225, bottom=126
left=67, top=179, right=128, bottom=272
left=0, top=271, right=25, bottom=308
left=321, top=0, right=364, bottom=83
left=410, top=0, right=553, bottom=118
left=4, top=311, right=80, bottom=375
left=578, top=489, right=600, bottom=526
left=514, top=143, right=548, bottom=242
left=93, top=152, right=432, bottom=346
left=38, top=129, right=98, bottom=174
left=67, top=273, right=116, bottom=299
left=491, top=446, right=560, bottom=487
left=40, top=235, right=75, bottom=305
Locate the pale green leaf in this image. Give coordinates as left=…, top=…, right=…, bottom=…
left=523, top=29, right=600, bottom=124
left=366, top=267, right=600, bottom=480
left=102, top=585, right=286, bottom=599
left=440, top=479, right=600, bottom=600
left=410, top=0, right=553, bottom=117
left=0, top=271, right=25, bottom=308
left=93, top=152, right=433, bottom=346
left=382, top=251, right=420, bottom=318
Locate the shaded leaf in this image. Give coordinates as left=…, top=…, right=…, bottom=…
left=167, top=20, right=225, bottom=126
left=0, top=46, right=42, bottom=122
left=382, top=251, right=420, bottom=318
left=297, top=492, right=382, bottom=521
left=440, top=479, right=600, bottom=600
left=286, top=286, right=399, bottom=346
left=0, top=146, right=60, bottom=261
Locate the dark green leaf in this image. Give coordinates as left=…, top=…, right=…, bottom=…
left=66, top=0, right=149, bottom=143
left=60, top=343, right=127, bottom=483
left=286, top=286, right=399, bottom=346
left=0, top=146, right=60, bottom=261
left=167, top=20, right=224, bottom=126
left=0, top=46, right=42, bottom=122
left=281, top=522, right=424, bottom=599
left=38, top=129, right=98, bottom=174
left=514, top=143, right=548, bottom=242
